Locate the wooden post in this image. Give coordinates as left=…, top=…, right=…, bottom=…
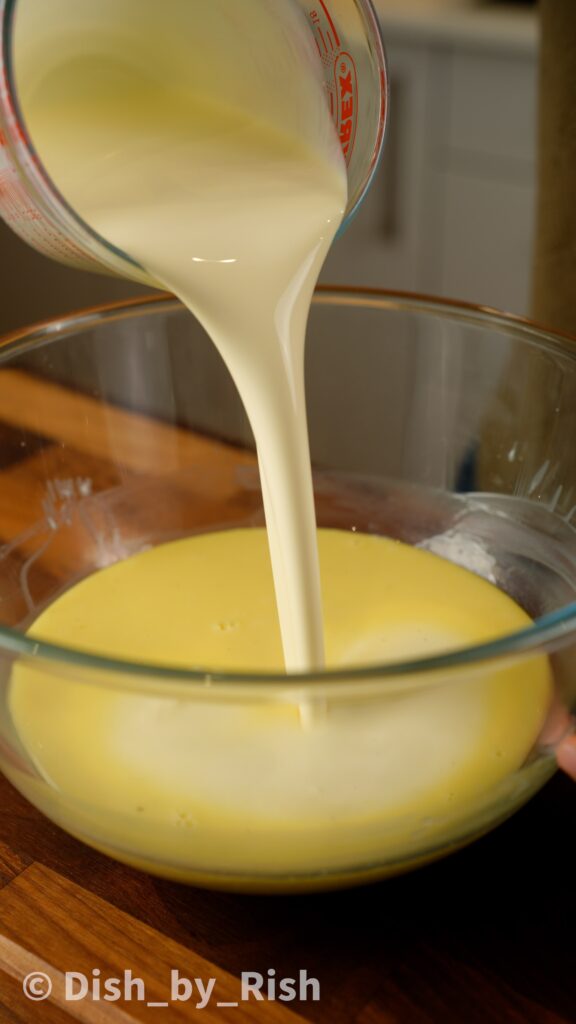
left=478, top=1, right=576, bottom=493
left=532, top=0, right=576, bottom=334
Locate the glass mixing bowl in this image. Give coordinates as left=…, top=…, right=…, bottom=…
left=0, top=288, right=575, bottom=893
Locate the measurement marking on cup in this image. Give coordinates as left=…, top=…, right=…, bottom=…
left=309, top=3, right=341, bottom=54
left=308, top=5, right=358, bottom=163
left=317, top=2, right=341, bottom=47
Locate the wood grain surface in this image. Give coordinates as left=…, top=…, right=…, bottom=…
left=0, top=863, right=305, bottom=1023
left=0, top=370, right=575, bottom=1024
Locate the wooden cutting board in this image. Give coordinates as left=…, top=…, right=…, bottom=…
left=0, top=369, right=574, bottom=1023
left=1, top=772, right=575, bottom=1024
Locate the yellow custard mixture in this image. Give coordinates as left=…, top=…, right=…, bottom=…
left=8, top=528, right=551, bottom=888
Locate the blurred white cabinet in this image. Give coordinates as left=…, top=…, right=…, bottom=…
left=322, top=14, right=538, bottom=317
left=318, top=9, right=538, bottom=477
left=322, top=41, right=437, bottom=293
left=433, top=171, right=535, bottom=313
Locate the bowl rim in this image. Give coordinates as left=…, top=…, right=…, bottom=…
left=2, top=284, right=576, bottom=688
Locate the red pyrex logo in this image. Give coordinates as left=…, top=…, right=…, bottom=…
left=335, top=53, right=357, bottom=162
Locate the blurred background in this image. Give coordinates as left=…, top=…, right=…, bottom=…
left=0, top=0, right=539, bottom=335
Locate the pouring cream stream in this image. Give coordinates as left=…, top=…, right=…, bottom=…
left=13, top=0, right=348, bottom=672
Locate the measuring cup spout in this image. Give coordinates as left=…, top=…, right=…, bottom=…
left=297, top=0, right=388, bottom=230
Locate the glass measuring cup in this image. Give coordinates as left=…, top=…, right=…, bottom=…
left=0, top=0, right=387, bottom=284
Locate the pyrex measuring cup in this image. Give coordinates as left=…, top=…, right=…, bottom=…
left=0, top=0, right=387, bottom=285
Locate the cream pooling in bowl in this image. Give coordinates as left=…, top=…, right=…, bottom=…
left=9, top=528, right=551, bottom=881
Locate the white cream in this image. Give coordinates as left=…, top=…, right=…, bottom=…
left=14, top=0, right=348, bottom=671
